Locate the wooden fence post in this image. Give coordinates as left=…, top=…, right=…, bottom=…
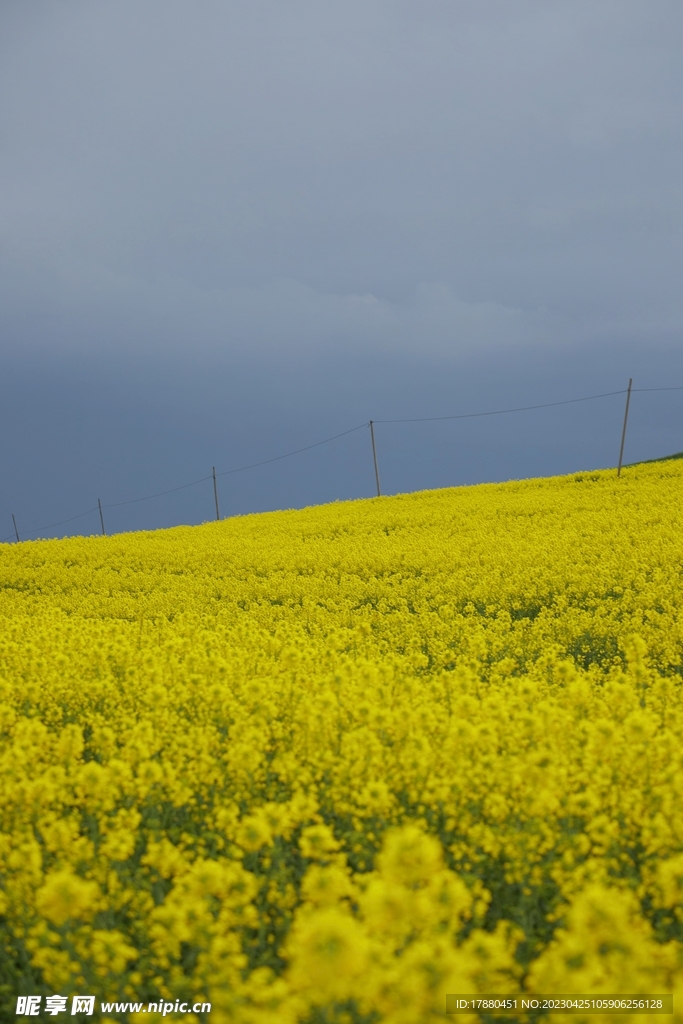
left=369, top=421, right=381, bottom=497
left=617, top=378, right=633, bottom=477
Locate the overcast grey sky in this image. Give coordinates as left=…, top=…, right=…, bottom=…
left=1, top=1, right=682, bottom=539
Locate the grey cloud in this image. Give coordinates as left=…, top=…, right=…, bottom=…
left=2, top=0, right=682, bottom=356
left=1, top=0, right=682, bottom=536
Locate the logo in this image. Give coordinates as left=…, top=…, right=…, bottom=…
left=46, top=997, right=68, bottom=1016
left=71, top=997, right=95, bottom=1016
left=16, top=997, right=41, bottom=1016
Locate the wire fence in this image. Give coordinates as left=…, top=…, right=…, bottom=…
left=3, top=382, right=682, bottom=543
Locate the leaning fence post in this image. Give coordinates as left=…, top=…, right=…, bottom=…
left=617, top=378, right=633, bottom=477
left=212, top=467, right=220, bottom=521
left=369, top=420, right=381, bottom=497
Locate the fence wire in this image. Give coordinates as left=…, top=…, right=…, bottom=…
left=3, top=385, right=682, bottom=543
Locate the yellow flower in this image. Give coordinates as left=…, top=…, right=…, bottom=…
left=1, top=458, right=683, bottom=1013
left=376, top=824, right=443, bottom=888
left=35, top=870, right=100, bottom=926
left=301, top=863, right=354, bottom=906
left=286, top=906, right=370, bottom=1003
left=299, top=824, right=340, bottom=860
left=235, top=811, right=273, bottom=852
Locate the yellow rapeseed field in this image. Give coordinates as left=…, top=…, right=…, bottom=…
left=1, top=460, right=682, bottom=1023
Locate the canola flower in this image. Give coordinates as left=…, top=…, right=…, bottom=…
left=0, top=460, right=682, bottom=1023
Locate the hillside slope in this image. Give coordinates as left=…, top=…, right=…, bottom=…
left=1, top=461, right=682, bottom=1022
